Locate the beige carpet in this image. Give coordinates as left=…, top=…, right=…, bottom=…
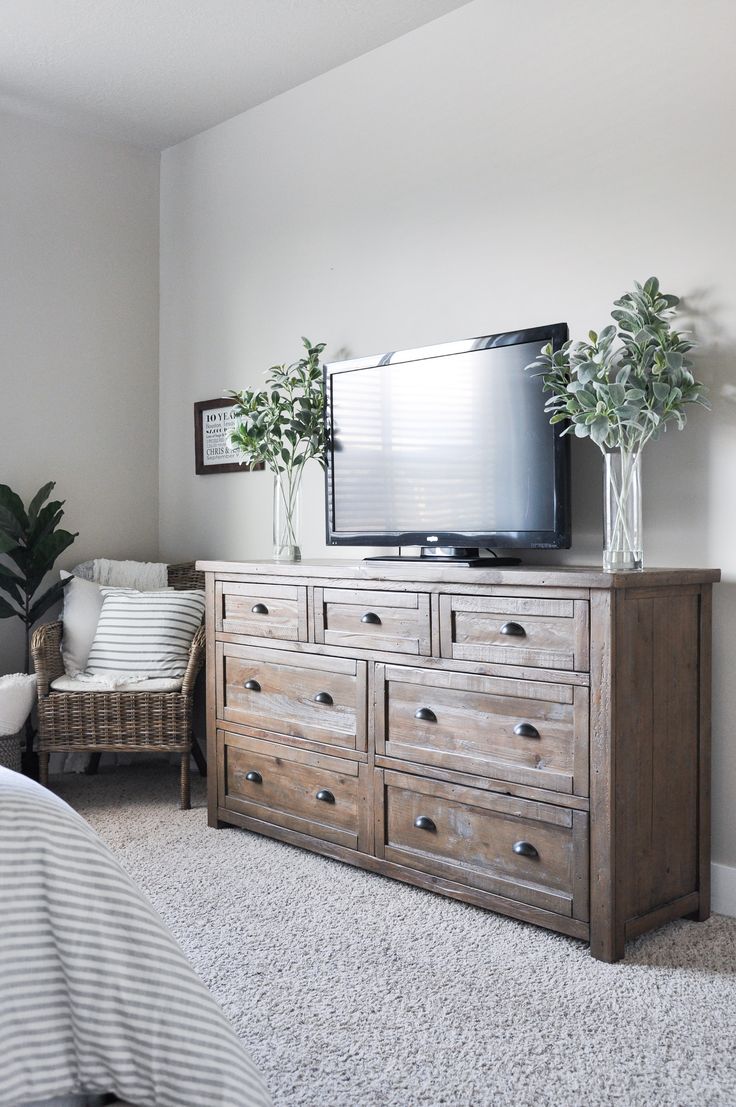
left=52, top=763, right=736, bottom=1107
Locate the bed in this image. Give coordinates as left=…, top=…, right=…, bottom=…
left=0, top=767, right=271, bottom=1107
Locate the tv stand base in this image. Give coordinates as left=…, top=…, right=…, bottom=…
left=364, top=554, right=522, bottom=567
left=364, top=546, right=522, bottom=568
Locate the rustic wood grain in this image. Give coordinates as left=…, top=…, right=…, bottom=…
left=380, top=770, right=579, bottom=916
left=695, top=585, right=712, bottom=921
left=358, top=761, right=374, bottom=854
left=213, top=628, right=592, bottom=686
left=374, top=754, right=591, bottom=810
left=319, top=589, right=432, bottom=656
left=377, top=664, right=584, bottom=795
left=216, top=715, right=368, bottom=763
left=373, top=767, right=386, bottom=860
left=221, top=729, right=363, bottom=849
left=196, top=560, right=720, bottom=590
left=588, top=588, right=621, bottom=962
left=625, top=892, right=700, bottom=939
left=205, top=572, right=219, bottom=828
left=200, top=561, right=718, bottom=962
left=218, top=642, right=365, bottom=752
left=442, top=594, right=590, bottom=672
left=615, top=589, right=699, bottom=920
left=219, top=581, right=306, bottom=641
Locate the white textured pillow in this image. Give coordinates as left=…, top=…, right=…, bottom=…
left=86, top=589, right=205, bottom=679
left=60, top=572, right=107, bottom=675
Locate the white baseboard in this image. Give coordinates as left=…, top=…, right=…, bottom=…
left=712, top=862, right=736, bottom=917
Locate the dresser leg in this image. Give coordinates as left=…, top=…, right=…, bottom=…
left=589, top=922, right=626, bottom=963
left=689, top=891, right=710, bottom=922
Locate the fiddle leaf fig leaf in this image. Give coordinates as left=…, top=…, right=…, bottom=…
left=0, top=484, right=29, bottom=539
left=29, top=529, right=78, bottom=575
left=0, top=531, right=17, bottom=555
left=0, top=595, right=22, bottom=619
left=28, top=578, right=70, bottom=625
left=27, top=481, right=55, bottom=522
left=0, top=481, right=77, bottom=669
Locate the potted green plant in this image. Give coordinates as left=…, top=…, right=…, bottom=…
left=229, top=338, right=327, bottom=561
left=0, top=481, right=77, bottom=773
left=527, top=278, right=708, bottom=570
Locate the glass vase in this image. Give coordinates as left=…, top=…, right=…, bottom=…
left=603, top=448, right=643, bottom=572
left=273, top=469, right=303, bottom=561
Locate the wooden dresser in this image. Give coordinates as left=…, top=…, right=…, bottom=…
left=197, top=559, right=719, bottom=962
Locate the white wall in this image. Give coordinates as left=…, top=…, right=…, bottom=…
left=0, top=113, right=160, bottom=673
left=159, top=0, right=736, bottom=867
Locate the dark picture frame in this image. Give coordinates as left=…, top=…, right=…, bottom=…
left=194, top=398, right=264, bottom=475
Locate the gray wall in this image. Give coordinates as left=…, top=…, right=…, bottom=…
left=158, top=0, right=736, bottom=873
left=0, top=113, right=160, bottom=673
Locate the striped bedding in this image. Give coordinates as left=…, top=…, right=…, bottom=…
left=0, top=768, right=271, bottom=1107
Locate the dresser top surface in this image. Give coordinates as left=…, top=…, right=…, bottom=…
left=196, top=559, right=720, bottom=590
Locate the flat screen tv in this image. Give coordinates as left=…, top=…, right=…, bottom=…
left=323, top=323, right=570, bottom=566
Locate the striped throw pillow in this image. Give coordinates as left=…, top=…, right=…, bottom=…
left=86, top=589, right=205, bottom=679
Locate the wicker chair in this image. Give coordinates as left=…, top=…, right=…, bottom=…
left=31, top=563, right=207, bottom=809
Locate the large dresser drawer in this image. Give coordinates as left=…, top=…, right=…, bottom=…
left=216, top=643, right=367, bottom=753
left=376, top=665, right=589, bottom=796
left=440, top=593, right=589, bottom=671
left=220, top=731, right=368, bottom=850
left=315, top=587, right=431, bottom=656
left=216, top=581, right=307, bottom=642
left=378, top=770, right=588, bottom=919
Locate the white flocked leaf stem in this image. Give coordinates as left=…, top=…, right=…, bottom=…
left=526, top=277, right=709, bottom=567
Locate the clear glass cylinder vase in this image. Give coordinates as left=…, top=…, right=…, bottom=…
left=603, top=448, right=643, bottom=572
left=273, top=469, right=303, bottom=561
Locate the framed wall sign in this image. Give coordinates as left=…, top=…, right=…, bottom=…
left=194, top=398, right=263, bottom=475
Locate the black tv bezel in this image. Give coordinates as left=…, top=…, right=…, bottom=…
left=323, top=322, right=571, bottom=551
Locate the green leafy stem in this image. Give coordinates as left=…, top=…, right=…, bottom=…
left=229, top=337, right=327, bottom=492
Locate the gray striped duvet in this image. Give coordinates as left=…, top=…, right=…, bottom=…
left=0, top=768, right=271, bottom=1107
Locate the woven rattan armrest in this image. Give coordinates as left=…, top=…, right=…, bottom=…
left=181, top=624, right=206, bottom=696
left=31, top=620, right=65, bottom=697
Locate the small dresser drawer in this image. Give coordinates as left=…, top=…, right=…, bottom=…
left=220, top=731, right=367, bottom=850
left=440, top=593, right=589, bottom=672
left=315, top=587, right=431, bottom=656
left=379, top=770, right=588, bottom=919
left=216, top=581, right=307, bottom=642
left=217, top=643, right=367, bottom=753
left=376, top=665, right=589, bottom=796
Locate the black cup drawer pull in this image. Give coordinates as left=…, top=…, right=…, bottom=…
left=500, top=621, right=526, bottom=637
left=361, top=611, right=382, bottom=625
left=514, top=722, right=540, bottom=740
left=243, top=679, right=261, bottom=692
left=414, top=707, right=437, bottom=723
left=414, top=815, right=437, bottom=832
left=245, top=771, right=262, bottom=784
left=316, top=789, right=335, bottom=804
left=313, top=691, right=334, bottom=706
left=513, top=840, right=539, bottom=859
left=251, top=603, right=269, bottom=615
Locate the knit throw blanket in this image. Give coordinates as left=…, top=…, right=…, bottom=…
left=73, top=559, right=169, bottom=590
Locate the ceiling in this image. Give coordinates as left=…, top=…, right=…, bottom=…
left=0, top=0, right=473, bottom=150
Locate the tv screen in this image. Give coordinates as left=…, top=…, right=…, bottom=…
left=324, top=324, right=570, bottom=554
